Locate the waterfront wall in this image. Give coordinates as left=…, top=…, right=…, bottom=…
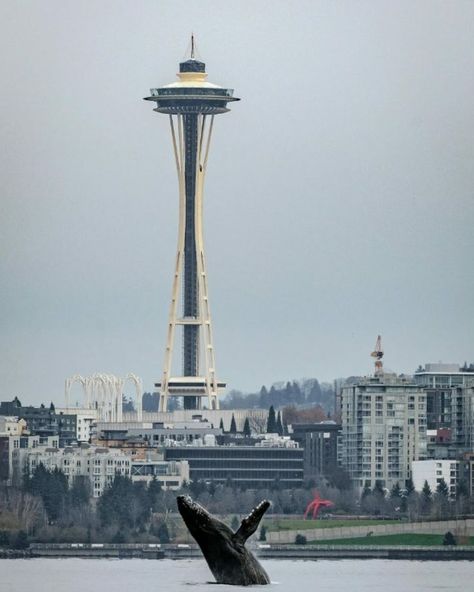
left=266, top=518, right=474, bottom=544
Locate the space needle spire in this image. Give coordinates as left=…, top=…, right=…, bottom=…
left=144, top=39, right=240, bottom=412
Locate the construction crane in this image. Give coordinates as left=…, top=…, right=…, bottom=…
left=371, top=335, right=384, bottom=375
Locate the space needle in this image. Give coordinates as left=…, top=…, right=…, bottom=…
left=144, top=38, right=239, bottom=412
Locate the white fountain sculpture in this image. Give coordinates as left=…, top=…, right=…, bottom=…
left=64, top=372, right=143, bottom=422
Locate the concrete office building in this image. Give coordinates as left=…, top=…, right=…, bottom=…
left=165, top=440, right=303, bottom=489
left=341, top=374, right=427, bottom=490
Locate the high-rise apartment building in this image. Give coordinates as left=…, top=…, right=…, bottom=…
left=341, top=374, right=427, bottom=490
left=414, top=363, right=474, bottom=455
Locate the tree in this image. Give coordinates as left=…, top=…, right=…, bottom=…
left=70, top=476, right=90, bottom=507
left=442, top=531, right=457, bottom=546
left=405, top=477, right=415, bottom=497
left=390, top=482, right=401, bottom=500
left=435, top=478, right=450, bottom=519
left=295, top=534, right=307, bottom=545
left=243, top=417, right=251, bottom=438
left=231, top=515, right=239, bottom=530
left=436, top=478, right=449, bottom=497
left=148, top=476, right=162, bottom=512
left=12, top=530, right=29, bottom=550
left=276, top=411, right=283, bottom=436
left=266, top=406, right=277, bottom=433
left=219, top=418, right=224, bottom=432
left=259, top=525, right=267, bottom=541
left=421, top=480, right=432, bottom=516
left=259, top=386, right=269, bottom=408
left=229, top=414, right=237, bottom=435
left=157, top=522, right=170, bottom=543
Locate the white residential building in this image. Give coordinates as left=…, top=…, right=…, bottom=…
left=341, top=373, right=427, bottom=490
left=21, top=444, right=131, bottom=497
left=412, top=459, right=460, bottom=496
left=56, top=408, right=98, bottom=442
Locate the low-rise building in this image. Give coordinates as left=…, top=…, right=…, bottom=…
left=0, top=416, right=27, bottom=436
left=164, top=443, right=304, bottom=489
left=131, top=456, right=189, bottom=490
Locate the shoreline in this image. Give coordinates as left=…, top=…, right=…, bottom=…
left=2, top=543, right=473, bottom=561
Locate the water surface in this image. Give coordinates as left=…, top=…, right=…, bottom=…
left=2, top=558, right=470, bottom=591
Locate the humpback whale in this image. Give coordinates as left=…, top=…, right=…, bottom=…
left=177, top=495, right=271, bottom=586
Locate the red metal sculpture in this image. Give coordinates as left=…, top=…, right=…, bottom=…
left=303, top=491, right=334, bottom=519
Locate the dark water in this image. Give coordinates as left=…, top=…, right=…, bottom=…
left=1, top=558, right=471, bottom=591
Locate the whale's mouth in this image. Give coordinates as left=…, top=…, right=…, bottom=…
left=177, top=495, right=214, bottom=531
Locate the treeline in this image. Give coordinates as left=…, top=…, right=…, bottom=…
left=358, top=478, right=474, bottom=521
left=137, top=379, right=335, bottom=413
left=220, top=379, right=335, bottom=412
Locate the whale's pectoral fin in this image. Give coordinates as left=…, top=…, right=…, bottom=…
left=233, top=500, right=271, bottom=543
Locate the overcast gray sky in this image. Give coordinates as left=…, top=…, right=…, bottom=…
left=1, top=1, right=473, bottom=405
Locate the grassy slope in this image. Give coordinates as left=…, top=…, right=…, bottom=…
left=265, top=519, right=400, bottom=531
left=307, top=533, right=474, bottom=546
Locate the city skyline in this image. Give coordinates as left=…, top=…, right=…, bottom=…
left=1, top=1, right=473, bottom=405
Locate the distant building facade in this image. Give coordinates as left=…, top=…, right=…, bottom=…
left=21, top=444, right=131, bottom=497
left=131, top=457, right=189, bottom=490
left=289, top=422, right=341, bottom=478
left=341, top=374, right=427, bottom=490
left=56, top=408, right=98, bottom=442
left=412, top=459, right=460, bottom=497
left=164, top=440, right=304, bottom=489
left=0, top=399, right=76, bottom=444
left=414, top=363, right=474, bottom=456
left=0, top=416, right=27, bottom=436
left=0, top=435, right=59, bottom=485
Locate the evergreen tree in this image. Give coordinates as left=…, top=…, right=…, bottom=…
left=259, top=386, right=269, bottom=408
left=421, top=480, right=432, bottom=515
left=219, top=418, right=225, bottom=432
left=442, top=531, right=457, bottom=546
left=243, top=417, right=251, bottom=438
left=148, top=476, right=162, bottom=512
left=70, top=475, right=90, bottom=507
left=229, top=414, right=237, bottom=435
left=436, top=478, right=449, bottom=497
left=266, top=406, right=277, bottom=433
left=156, top=522, right=170, bottom=543
left=405, top=477, right=415, bottom=496
left=456, top=479, right=469, bottom=500
left=435, top=478, right=450, bottom=518
left=390, top=482, right=401, bottom=500
left=231, top=515, right=239, bottom=530
left=276, top=411, right=283, bottom=436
